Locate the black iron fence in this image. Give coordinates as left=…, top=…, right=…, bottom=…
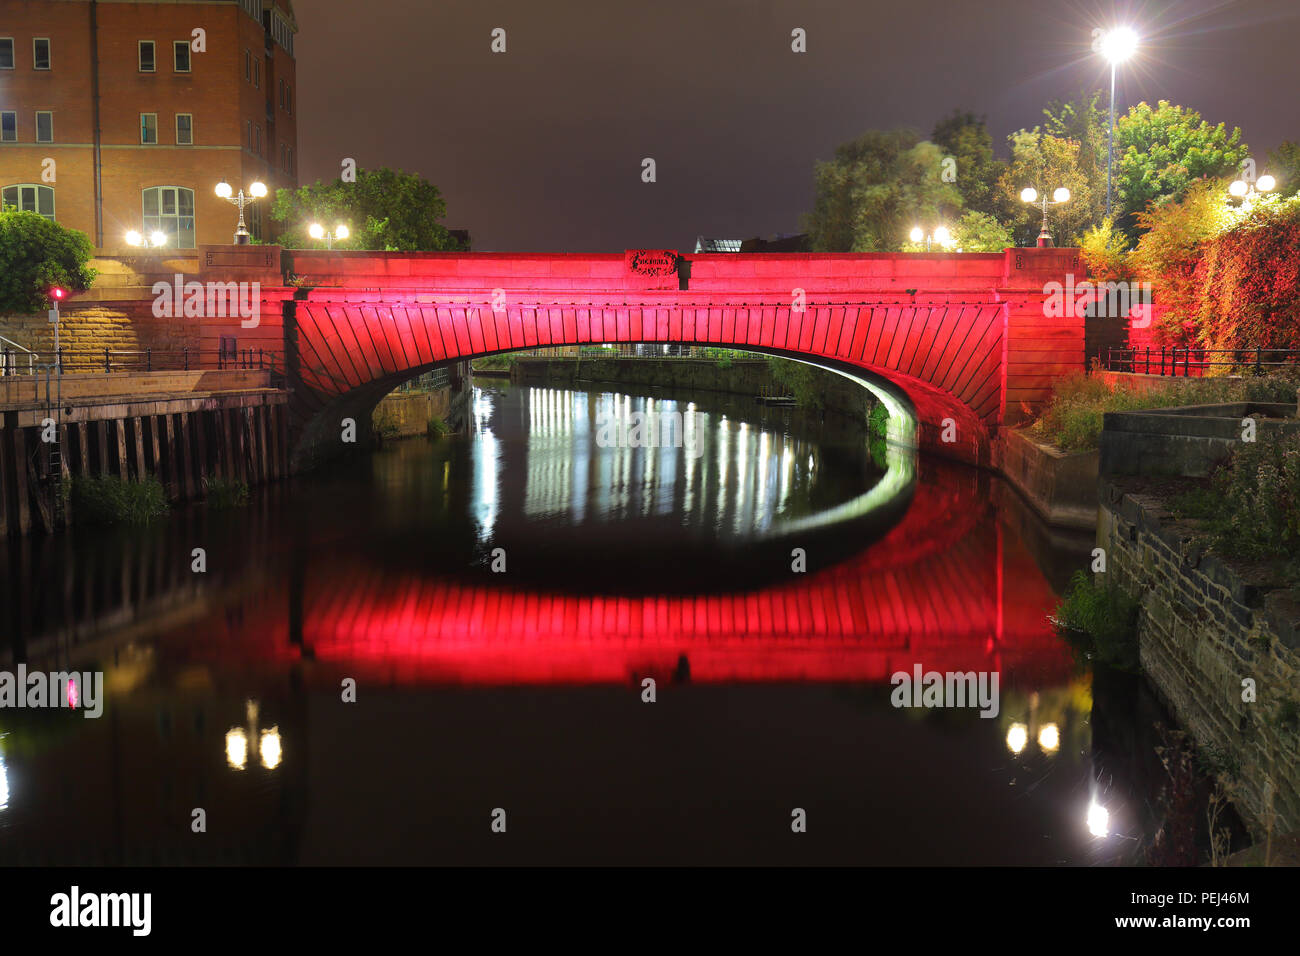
left=1101, top=347, right=1300, bottom=377
left=0, top=348, right=280, bottom=376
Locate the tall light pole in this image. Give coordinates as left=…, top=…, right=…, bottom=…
left=308, top=222, right=350, bottom=250
left=215, top=180, right=267, bottom=245
left=1097, top=26, right=1138, bottom=220
left=909, top=225, right=954, bottom=252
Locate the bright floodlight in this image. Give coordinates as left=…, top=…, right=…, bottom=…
left=150, top=231, right=167, bottom=247
left=1053, top=187, right=1071, bottom=203
left=1006, top=723, right=1028, bottom=754
left=1020, top=187, right=1038, bottom=204
left=308, top=223, right=325, bottom=240
left=335, top=224, right=350, bottom=240
left=1100, top=26, right=1138, bottom=64
left=1038, top=723, right=1061, bottom=753
left=125, top=230, right=143, bottom=247
left=1229, top=180, right=1249, bottom=198
left=909, top=226, right=924, bottom=243
left=933, top=225, right=952, bottom=245
left=1257, top=174, right=1277, bottom=192
left=249, top=181, right=267, bottom=198
left=215, top=180, right=233, bottom=199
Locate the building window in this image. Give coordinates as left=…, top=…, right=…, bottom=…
left=278, top=78, right=284, bottom=110
left=140, top=113, right=157, bottom=144
left=239, top=0, right=260, bottom=21
left=286, top=84, right=292, bottom=115
left=247, top=201, right=263, bottom=241
left=139, top=40, right=155, bottom=72
left=287, top=145, right=294, bottom=174
left=2, top=184, right=55, bottom=220
left=244, top=49, right=250, bottom=82
left=176, top=113, right=192, bottom=145
left=33, top=38, right=50, bottom=70
left=246, top=120, right=252, bottom=151
left=254, top=125, right=262, bottom=156
left=253, top=59, right=260, bottom=89
left=35, top=111, right=52, bottom=143
left=173, top=40, right=191, bottom=73
left=142, top=186, right=195, bottom=249
left=1, top=111, right=15, bottom=142
left=0, top=38, right=14, bottom=70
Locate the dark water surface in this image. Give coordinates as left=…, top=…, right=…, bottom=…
left=1, top=381, right=1176, bottom=864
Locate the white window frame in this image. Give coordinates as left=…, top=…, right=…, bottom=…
left=33, top=37, right=51, bottom=70
left=173, top=40, right=191, bottom=73
left=34, top=111, right=53, bottom=143
left=175, top=113, right=193, bottom=145
left=0, top=38, right=14, bottom=70
left=2, top=184, right=56, bottom=220
left=0, top=110, right=16, bottom=142
left=138, top=40, right=155, bottom=73
left=140, top=112, right=158, bottom=145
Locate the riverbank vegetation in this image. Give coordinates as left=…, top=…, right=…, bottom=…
left=65, top=475, right=169, bottom=526
left=1028, top=370, right=1300, bottom=451
left=203, top=477, right=249, bottom=509
left=1051, top=570, right=1141, bottom=672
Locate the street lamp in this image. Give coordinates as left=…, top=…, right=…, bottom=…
left=1229, top=172, right=1276, bottom=208
left=1097, top=26, right=1139, bottom=220
left=308, top=222, right=350, bottom=250
left=909, top=225, right=955, bottom=251
left=124, top=229, right=168, bottom=249
left=1021, top=186, right=1071, bottom=247
left=215, top=179, right=267, bottom=245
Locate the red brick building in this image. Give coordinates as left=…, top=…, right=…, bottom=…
left=0, top=0, right=299, bottom=251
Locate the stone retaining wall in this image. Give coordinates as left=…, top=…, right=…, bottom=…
left=1098, top=481, right=1300, bottom=840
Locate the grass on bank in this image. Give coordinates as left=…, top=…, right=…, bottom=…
left=66, top=475, right=169, bottom=526
left=1051, top=570, right=1142, bottom=672
left=1028, top=369, right=1300, bottom=452
left=203, top=477, right=249, bottom=509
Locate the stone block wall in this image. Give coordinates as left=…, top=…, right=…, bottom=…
left=1098, top=482, right=1300, bottom=840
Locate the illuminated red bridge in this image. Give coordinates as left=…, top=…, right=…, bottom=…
left=228, top=246, right=1085, bottom=468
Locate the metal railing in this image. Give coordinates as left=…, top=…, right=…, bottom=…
left=509, top=345, right=766, bottom=360
left=0, top=347, right=280, bottom=375
left=0, top=334, right=36, bottom=375
left=1101, top=347, right=1300, bottom=377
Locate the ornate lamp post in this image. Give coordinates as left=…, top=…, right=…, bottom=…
left=215, top=179, right=267, bottom=245
left=124, top=229, right=168, bottom=249
left=908, top=225, right=954, bottom=252
left=308, top=222, right=350, bottom=250
left=1020, top=186, right=1071, bottom=247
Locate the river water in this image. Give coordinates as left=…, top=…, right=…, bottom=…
left=0, top=379, right=1182, bottom=864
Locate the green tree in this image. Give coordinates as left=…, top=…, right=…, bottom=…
left=1078, top=219, right=1132, bottom=282
left=951, top=210, right=1013, bottom=252
left=1042, top=90, right=1109, bottom=231
left=1268, top=141, right=1300, bottom=197
left=271, top=167, right=464, bottom=251
left=1114, top=101, right=1248, bottom=234
left=805, top=129, right=962, bottom=251
left=998, top=130, right=1096, bottom=247
left=931, top=110, right=1007, bottom=218
left=0, top=209, right=96, bottom=315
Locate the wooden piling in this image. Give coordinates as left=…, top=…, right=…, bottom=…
left=132, top=417, right=147, bottom=480
left=95, top=420, right=110, bottom=476
left=178, top=412, right=196, bottom=499
left=194, top=409, right=209, bottom=496
left=163, top=414, right=180, bottom=500
left=13, top=425, right=31, bottom=535
left=148, top=415, right=162, bottom=481
left=115, top=419, right=129, bottom=481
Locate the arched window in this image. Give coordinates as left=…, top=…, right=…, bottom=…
left=2, top=183, right=55, bottom=220
left=142, top=185, right=195, bottom=249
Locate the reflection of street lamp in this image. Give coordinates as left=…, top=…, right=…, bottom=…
left=224, top=699, right=281, bottom=771
left=308, top=222, right=350, bottom=250
left=124, top=229, right=168, bottom=249
left=909, top=225, right=954, bottom=251
left=215, top=179, right=267, bottom=245
left=1021, top=186, right=1071, bottom=247
left=1097, top=26, right=1138, bottom=219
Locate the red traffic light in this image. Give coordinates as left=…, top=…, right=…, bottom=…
left=49, top=287, right=67, bottom=301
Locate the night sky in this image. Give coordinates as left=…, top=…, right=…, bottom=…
left=293, top=0, right=1300, bottom=253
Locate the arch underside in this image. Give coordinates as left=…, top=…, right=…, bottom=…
left=287, top=300, right=1005, bottom=468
